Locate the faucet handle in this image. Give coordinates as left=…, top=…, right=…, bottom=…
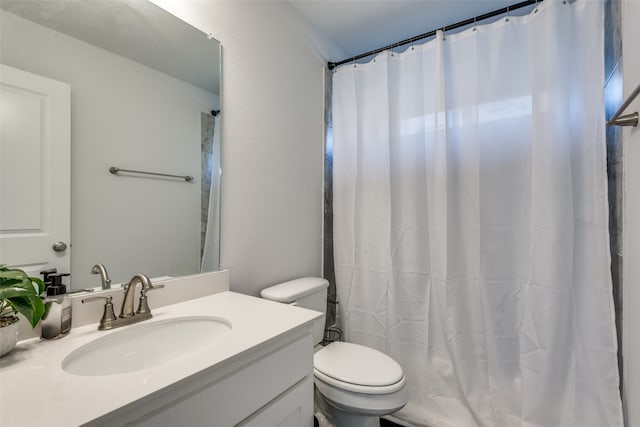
left=136, top=284, right=165, bottom=315
left=139, top=282, right=165, bottom=298
left=82, top=295, right=118, bottom=330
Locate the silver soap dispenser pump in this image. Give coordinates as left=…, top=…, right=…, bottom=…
left=41, top=273, right=72, bottom=339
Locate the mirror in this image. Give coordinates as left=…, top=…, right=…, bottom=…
left=0, top=0, right=221, bottom=289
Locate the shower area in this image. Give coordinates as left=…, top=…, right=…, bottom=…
left=323, top=1, right=628, bottom=426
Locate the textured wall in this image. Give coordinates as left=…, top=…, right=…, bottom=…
left=622, top=1, right=640, bottom=426
left=604, top=0, right=624, bottom=407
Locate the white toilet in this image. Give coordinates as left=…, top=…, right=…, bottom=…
left=261, top=277, right=408, bottom=427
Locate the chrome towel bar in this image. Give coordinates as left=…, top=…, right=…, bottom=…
left=608, top=83, right=640, bottom=127
left=109, top=166, right=194, bottom=182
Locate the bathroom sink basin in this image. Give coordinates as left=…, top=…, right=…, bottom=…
left=62, top=316, right=232, bottom=376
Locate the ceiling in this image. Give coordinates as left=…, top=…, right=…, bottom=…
left=288, top=0, right=529, bottom=62
left=2, top=0, right=529, bottom=85
left=0, top=0, right=220, bottom=94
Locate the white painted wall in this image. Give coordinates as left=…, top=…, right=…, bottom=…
left=151, top=1, right=335, bottom=295
left=0, top=11, right=219, bottom=287
left=622, top=1, right=640, bottom=426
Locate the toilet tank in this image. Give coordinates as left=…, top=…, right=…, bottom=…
left=260, top=277, right=329, bottom=345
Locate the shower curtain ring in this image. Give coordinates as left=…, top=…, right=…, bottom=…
left=472, top=17, right=477, bottom=31
left=506, top=6, right=511, bottom=22
left=392, top=41, right=400, bottom=56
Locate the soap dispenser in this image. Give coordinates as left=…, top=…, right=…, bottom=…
left=40, top=268, right=57, bottom=288
left=41, top=273, right=72, bottom=339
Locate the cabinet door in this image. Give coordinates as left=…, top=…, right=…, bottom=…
left=237, top=377, right=313, bottom=427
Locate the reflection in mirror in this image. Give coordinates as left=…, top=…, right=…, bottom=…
left=0, top=0, right=221, bottom=289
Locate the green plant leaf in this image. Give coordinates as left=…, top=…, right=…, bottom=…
left=0, top=278, right=39, bottom=295
left=0, top=269, right=29, bottom=281
left=0, top=286, right=34, bottom=300
left=31, top=277, right=45, bottom=294
left=7, top=296, right=45, bottom=328
left=0, top=278, right=23, bottom=287
left=0, top=266, right=46, bottom=327
left=0, top=272, right=38, bottom=294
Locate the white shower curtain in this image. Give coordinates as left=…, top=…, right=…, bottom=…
left=201, top=115, right=221, bottom=272
left=332, top=1, right=622, bottom=426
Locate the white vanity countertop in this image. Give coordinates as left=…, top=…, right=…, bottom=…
left=0, top=291, right=321, bottom=427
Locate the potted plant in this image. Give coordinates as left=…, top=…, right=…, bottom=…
left=0, top=265, right=45, bottom=357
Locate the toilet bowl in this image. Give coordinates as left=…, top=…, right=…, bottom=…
left=314, top=341, right=408, bottom=426
left=261, top=278, right=408, bottom=427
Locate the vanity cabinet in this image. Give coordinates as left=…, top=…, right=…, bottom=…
left=1, top=289, right=321, bottom=427
left=87, top=331, right=314, bottom=427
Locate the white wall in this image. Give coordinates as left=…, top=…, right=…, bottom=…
left=1, top=11, right=219, bottom=287
left=622, top=1, right=640, bottom=426
left=151, top=1, right=334, bottom=295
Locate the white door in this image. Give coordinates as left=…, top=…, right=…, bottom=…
left=0, top=64, right=71, bottom=279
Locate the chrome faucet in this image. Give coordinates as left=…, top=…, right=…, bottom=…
left=90, top=263, right=112, bottom=289
left=120, top=273, right=157, bottom=318
left=82, top=273, right=164, bottom=330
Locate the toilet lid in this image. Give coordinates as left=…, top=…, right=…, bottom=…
left=314, top=342, right=404, bottom=388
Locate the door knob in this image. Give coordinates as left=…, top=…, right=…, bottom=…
left=52, top=241, right=68, bottom=252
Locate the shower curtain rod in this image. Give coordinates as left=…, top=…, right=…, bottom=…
left=607, top=83, right=640, bottom=127
left=328, top=0, right=540, bottom=70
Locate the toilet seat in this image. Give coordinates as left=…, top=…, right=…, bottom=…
left=314, top=342, right=406, bottom=395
